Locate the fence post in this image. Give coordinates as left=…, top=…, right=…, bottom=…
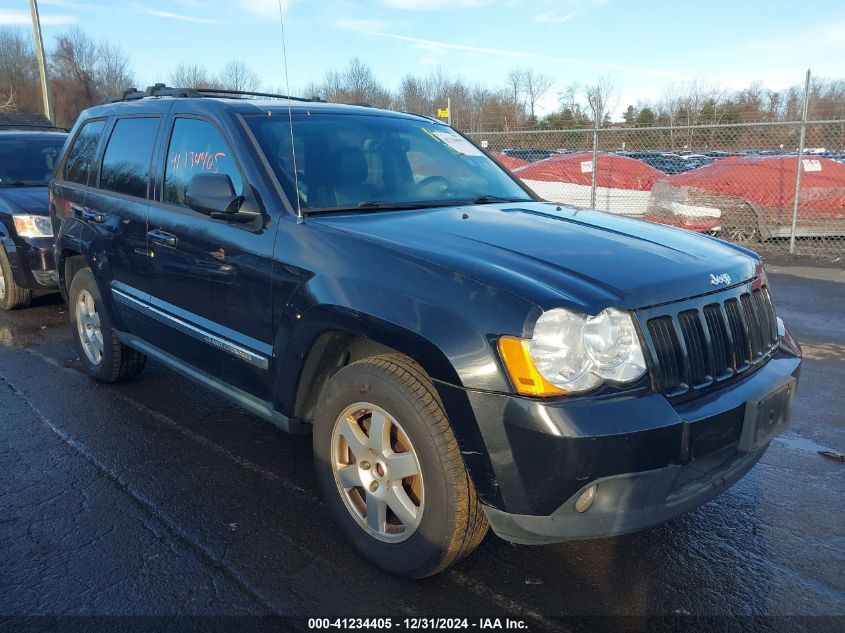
left=789, top=69, right=811, bottom=254
left=590, top=111, right=599, bottom=209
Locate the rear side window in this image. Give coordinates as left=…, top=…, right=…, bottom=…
left=100, top=117, right=159, bottom=198
left=63, top=119, right=106, bottom=185
left=164, top=118, right=243, bottom=207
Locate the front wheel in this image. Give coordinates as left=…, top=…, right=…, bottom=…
left=0, top=246, right=32, bottom=310
left=313, top=354, right=488, bottom=577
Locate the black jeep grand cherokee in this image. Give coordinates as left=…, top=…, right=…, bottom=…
left=50, top=86, right=801, bottom=577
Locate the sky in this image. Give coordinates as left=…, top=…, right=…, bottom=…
left=2, top=0, right=845, bottom=119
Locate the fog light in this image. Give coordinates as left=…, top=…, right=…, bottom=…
left=575, top=485, right=597, bottom=513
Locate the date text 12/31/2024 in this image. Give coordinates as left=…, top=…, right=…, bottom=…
left=307, top=618, right=529, bottom=630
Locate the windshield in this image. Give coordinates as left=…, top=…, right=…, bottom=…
left=0, top=135, right=66, bottom=186
left=245, top=112, right=532, bottom=212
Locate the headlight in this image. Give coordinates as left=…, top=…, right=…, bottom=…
left=499, top=307, right=647, bottom=396
left=13, top=214, right=53, bottom=238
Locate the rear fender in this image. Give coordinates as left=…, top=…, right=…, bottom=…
left=55, top=219, right=122, bottom=327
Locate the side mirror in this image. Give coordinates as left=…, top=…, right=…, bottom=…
left=185, top=173, right=259, bottom=223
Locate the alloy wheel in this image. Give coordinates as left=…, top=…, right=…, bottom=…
left=75, top=289, right=104, bottom=365
left=331, top=403, right=424, bottom=543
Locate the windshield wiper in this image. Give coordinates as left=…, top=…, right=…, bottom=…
left=356, top=200, right=433, bottom=210
left=468, top=195, right=532, bottom=205
left=304, top=200, right=460, bottom=214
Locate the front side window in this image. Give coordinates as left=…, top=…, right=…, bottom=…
left=63, top=119, right=106, bottom=186
left=100, top=117, right=159, bottom=198
left=0, top=135, right=66, bottom=187
left=245, top=112, right=531, bottom=212
left=164, top=118, right=243, bottom=207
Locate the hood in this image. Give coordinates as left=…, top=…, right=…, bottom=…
left=312, top=202, right=762, bottom=313
left=0, top=187, right=49, bottom=215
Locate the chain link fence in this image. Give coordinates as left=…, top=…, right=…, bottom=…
left=466, top=120, right=845, bottom=262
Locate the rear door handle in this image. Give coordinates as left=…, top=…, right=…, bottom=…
left=147, top=229, right=178, bottom=248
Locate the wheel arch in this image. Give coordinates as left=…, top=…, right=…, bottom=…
left=277, top=308, right=504, bottom=508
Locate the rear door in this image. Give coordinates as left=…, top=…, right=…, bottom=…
left=144, top=115, right=276, bottom=401
left=52, top=117, right=108, bottom=265
left=84, top=115, right=163, bottom=336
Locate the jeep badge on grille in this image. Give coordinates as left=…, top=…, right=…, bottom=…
left=710, top=273, right=732, bottom=286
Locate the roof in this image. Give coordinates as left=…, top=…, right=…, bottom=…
left=86, top=85, right=438, bottom=125
left=513, top=152, right=664, bottom=191
left=0, top=112, right=60, bottom=131
left=81, top=95, right=436, bottom=126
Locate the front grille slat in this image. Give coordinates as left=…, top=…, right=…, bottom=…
left=741, top=293, right=764, bottom=358
left=725, top=298, right=750, bottom=367
left=647, top=317, right=683, bottom=393
left=678, top=310, right=708, bottom=385
left=703, top=304, right=730, bottom=378
left=643, top=284, right=777, bottom=399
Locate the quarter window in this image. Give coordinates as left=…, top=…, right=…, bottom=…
left=63, top=119, right=106, bottom=185
left=100, top=117, right=159, bottom=198
left=164, top=118, right=243, bottom=207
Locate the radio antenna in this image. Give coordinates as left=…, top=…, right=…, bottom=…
left=277, top=0, right=302, bottom=222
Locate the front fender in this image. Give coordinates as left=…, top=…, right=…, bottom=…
left=276, top=302, right=508, bottom=508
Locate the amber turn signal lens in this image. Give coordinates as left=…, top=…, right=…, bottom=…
left=497, top=336, right=568, bottom=397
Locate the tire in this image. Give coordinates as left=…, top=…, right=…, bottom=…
left=68, top=267, right=146, bottom=383
left=0, top=246, right=32, bottom=310
left=313, top=353, right=488, bottom=578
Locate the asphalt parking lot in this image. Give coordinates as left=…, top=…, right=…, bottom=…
left=1, top=265, right=843, bottom=630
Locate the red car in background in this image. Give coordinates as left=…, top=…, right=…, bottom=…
left=645, top=155, right=845, bottom=240
left=514, top=152, right=663, bottom=216
left=491, top=152, right=527, bottom=171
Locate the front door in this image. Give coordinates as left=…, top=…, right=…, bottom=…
left=145, top=116, right=276, bottom=401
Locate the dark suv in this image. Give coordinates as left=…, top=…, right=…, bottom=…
left=50, top=86, right=801, bottom=577
left=0, top=123, right=67, bottom=309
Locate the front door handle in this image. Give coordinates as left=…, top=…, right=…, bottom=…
left=71, top=204, right=105, bottom=224
left=148, top=229, right=178, bottom=249
left=82, top=209, right=106, bottom=223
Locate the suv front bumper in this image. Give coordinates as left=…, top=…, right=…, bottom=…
left=459, top=343, right=800, bottom=545
left=2, top=236, right=58, bottom=290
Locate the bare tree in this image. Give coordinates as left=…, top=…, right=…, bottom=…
left=219, top=60, right=261, bottom=92
left=308, top=58, right=390, bottom=108
left=96, top=41, right=133, bottom=100
left=505, top=67, right=525, bottom=112
left=169, top=63, right=219, bottom=89
left=583, top=76, right=616, bottom=126
left=0, top=84, right=14, bottom=111
left=50, top=27, right=99, bottom=125
left=523, top=68, right=553, bottom=120
left=0, top=28, right=40, bottom=113
left=49, top=27, right=136, bottom=126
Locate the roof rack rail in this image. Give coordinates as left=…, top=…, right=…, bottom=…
left=106, top=87, right=145, bottom=103
left=194, top=88, right=317, bottom=102
left=105, top=84, right=321, bottom=104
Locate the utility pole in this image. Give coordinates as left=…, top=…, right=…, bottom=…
left=447, top=96, right=451, bottom=127
left=29, top=0, right=54, bottom=122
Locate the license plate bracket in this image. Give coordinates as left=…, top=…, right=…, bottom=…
left=739, top=380, right=795, bottom=453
